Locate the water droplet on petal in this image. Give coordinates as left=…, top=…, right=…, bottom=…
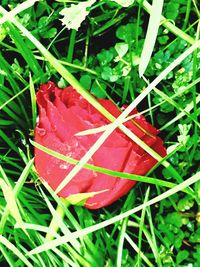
left=52, top=125, right=57, bottom=132
left=37, top=128, right=46, bottom=136
left=46, top=169, right=51, bottom=175
left=59, top=163, right=69, bottom=170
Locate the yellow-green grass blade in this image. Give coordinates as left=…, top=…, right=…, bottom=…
left=31, top=140, right=193, bottom=196
left=27, top=171, right=200, bottom=255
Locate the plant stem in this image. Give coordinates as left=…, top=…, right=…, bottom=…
left=188, top=21, right=200, bottom=167
left=182, top=0, right=192, bottom=30
left=67, top=29, right=76, bottom=63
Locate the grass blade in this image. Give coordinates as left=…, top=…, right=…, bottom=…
left=139, top=0, right=164, bottom=76
left=27, top=171, right=200, bottom=255
left=29, top=74, right=37, bottom=128
left=31, top=140, right=187, bottom=192
left=0, top=0, right=38, bottom=24
left=0, top=235, right=33, bottom=267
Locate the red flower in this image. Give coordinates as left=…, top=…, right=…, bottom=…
left=34, top=82, right=166, bottom=209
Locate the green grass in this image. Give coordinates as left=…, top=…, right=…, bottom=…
left=0, top=0, right=200, bottom=266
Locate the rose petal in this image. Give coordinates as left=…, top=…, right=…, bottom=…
left=35, top=82, right=167, bottom=209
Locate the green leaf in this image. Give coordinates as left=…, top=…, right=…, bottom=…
left=80, top=74, right=92, bottom=90
left=177, top=195, right=194, bottom=212
left=115, top=42, right=128, bottom=58
left=38, top=16, right=49, bottom=27
left=101, top=66, right=120, bottom=82
left=91, top=80, right=107, bottom=98
left=116, top=23, right=137, bottom=42
left=160, top=102, right=174, bottom=113
left=42, top=27, right=57, bottom=39
left=172, top=69, right=192, bottom=91
left=189, top=228, right=200, bottom=243
left=166, top=2, right=180, bottom=20
left=35, top=1, right=46, bottom=17
left=11, top=58, right=23, bottom=75
left=97, top=49, right=114, bottom=66
left=59, top=0, right=96, bottom=31
left=131, top=52, right=140, bottom=66
left=177, top=124, right=191, bottom=146
left=165, top=212, right=182, bottom=228
left=101, top=66, right=112, bottom=80
left=158, top=35, right=169, bottom=45
left=176, top=250, right=189, bottom=265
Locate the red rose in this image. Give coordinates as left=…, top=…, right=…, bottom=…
left=34, top=81, right=166, bottom=209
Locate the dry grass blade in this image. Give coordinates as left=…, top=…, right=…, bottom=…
left=0, top=0, right=38, bottom=24
left=139, top=0, right=164, bottom=77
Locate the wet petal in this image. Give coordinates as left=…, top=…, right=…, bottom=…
left=35, top=82, right=167, bottom=210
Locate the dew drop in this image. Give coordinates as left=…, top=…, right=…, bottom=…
left=59, top=163, right=69, bottom=170
left=52, top=125, right=57, bottom=132
left=46, top=169, right=51, bottom=175
left=37, top=128, right=46, bottom=136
